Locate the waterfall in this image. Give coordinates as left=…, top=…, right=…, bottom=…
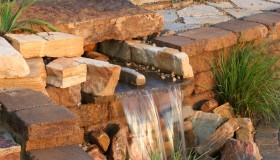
left=116, top=85, right=186, bottom=160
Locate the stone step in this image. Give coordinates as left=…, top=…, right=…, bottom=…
left=0, top=37, right=30, bottom=79
left=258, top=144, right=280, bottom=151
left=27, top=145, right=92, bottom=160
left=0, top=129, right=21, bottom=160
left=260, top=148, right=280, bottom=159
left=0, top=89, right=84, bottom=151
left=0, top=58, right=47, bottom=95
left=120, top=67, right=146, bottom=86
left=6, top=32, right=84, bottom=58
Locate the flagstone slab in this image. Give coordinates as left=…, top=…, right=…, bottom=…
left=6, top=32, right=84, bottom=58
left=156, top=9, right=178, bottom=22
left=0, top=37, right=30, bottom=78
left=177, top=4, right=223, bottom=17
left=230, top=0, right=280, bottom=10
left=224, top=8, right=263, bottom=18
left=19, top=0, right=163, bottom=45
left=207, top=2, right=234, bottom=9
left=183, top=15, right=231, bottom=25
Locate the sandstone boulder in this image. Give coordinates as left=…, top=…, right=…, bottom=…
left=221, top=139, right=262, bottom=160
left=73, top=57, right=121, bottom=96
left=84, top=51, right=109, bottom=61
left=0, top=37, right=29, bottom=78
left=6, top=32, right=84, bottom=58
left=87, top=145, right=107, bottom=160
left=236, top=118, right=254, bottom=142
left=111, top=128, right=127, bottom=160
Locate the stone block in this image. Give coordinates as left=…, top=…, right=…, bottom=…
left=0, top=131, right=21, bottom=160
left=178, top=27, right=237, bottom=52
left=214, top=19, right=268, bottom=42
left=177, top=4, right=223, bottom=17
left=6, top=32, right=84, bottom=58
left=46, top=84, right=81, bottom=107
left=220, top=139, right=262, bottom=160
left=0, top=89, right=52, bottom=112
left=28, top=145, right=92, bottom=160
left=0, top=37, right=29, bottom=78
left=194, top=71, right=215, bottom=94
left=68, top=103, right=109, bottom=128
left=73, top=57, right=121, bottom=96
left=236, top=118, right=254, bottom=142
left=213, top=103, right=236, bottom=119
left=0, top=58, right=47, bottom=94
left=191, top=111, right=221, bottom=144
left=196, top=119, right=239, bottom=156
left=157, top=48, right=194, bottom=78
left=244, top=12, right=280, bottom=40
left=183, top=15, right=231, bottom=26
left=46, top=58, right=87, bottom=78
left=87, top=145, right=107, bottom=160
left=153, top=35, right=203, bottom=56
left=100, top=40, right=132, bottom=61
left=46, top=58, right=87, bottom=88
left=120, top=67, right=146, bottom=86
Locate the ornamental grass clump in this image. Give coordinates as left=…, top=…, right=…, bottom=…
left=0, top=0, right=58, bottom=36
left=213, top=44, right=280, bottom=122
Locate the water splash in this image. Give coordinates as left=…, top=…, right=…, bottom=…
left=116, top=85, right=186, bottom=160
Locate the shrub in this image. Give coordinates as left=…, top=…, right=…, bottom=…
left=0, top=0, right=58, bottom=36
left=213, top=44, right=280, bottom=122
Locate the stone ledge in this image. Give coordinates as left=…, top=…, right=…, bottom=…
left=19, top=0, right=164, bottom=45
left=214, top=19, right=268, bottom=42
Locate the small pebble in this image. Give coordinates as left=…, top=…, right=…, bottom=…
left=152, top=43, right=156, bottom=47
left=161, top=75, right=166, bottom=79
left=152, top=67, right=155, bottom=70
left=173, top=77, right=177, bottom=82
left=171, top=72, right=175, bottom=77
left=177, top=76, right=181, bottom=79
left=157, top=69, right=161, bottom=72
left=126, top=62, right=132, bottom=67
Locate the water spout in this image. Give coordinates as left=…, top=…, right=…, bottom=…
left=116, top=85, right=186, bottom=160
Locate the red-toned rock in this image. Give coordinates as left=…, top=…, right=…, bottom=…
left=194, top=71, right=215, bottom=94
left=46, top=84, right=81, bottom=107
left=19, top=0, right=164, bottom=45
left=87, top=145, right=107, bottom=160
left=84, top=51, right=109, bottom=61
left=89, top=131, right=110, bottom=152
left=0, top=131, right=21, bottom=160
left=213, top=103, right=236, bottom=119
left=200, top=99, right=218, bottom=112
left=111, top=128, right=127, bottom=160
left=221, top=139, right=262, bottom=160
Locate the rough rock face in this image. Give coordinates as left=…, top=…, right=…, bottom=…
left=0, top=131, right=21, bottom=160
left=73, top=57, right=121, bottom=96
left=111, top=128, right=127, bottom=160
left=221, top=138, right=262, bottom=160
left=87, top=145, right=107, bottom=160
left=20, top=0, right=164, bottom=45
left=0, top=37, right=29, bottom=78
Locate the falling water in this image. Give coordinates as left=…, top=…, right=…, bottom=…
left=116, top=85, right=186, bottom=160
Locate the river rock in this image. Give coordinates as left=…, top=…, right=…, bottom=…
left=0, top=37, right=29, bottom=78
left=6, top=32, right=84, bottom=58
left=236, top=118, right=254, bottom=142
left=196, top=119, right=239, bottom=156
left=89, top=131, right=110, bottom=152
left=46, top=84, right=81, bottom=107
left=191, top=111, right=221, bottom=145
left=220, top=138, right=262, bottom=160
left=73, top=57, right=121, bottom=96
left=200, top=99, right=218, bottom=112
left=213, top=102, right=235, bottom=119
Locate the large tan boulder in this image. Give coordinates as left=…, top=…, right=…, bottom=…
left=0, top=37, right=29, bottom=78
left=5, top=32, right=84, bottom=58
left=73, top=57, right=121, bottom=96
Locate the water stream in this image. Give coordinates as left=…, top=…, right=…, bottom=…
left=116, top=85, right=186, bottom=160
